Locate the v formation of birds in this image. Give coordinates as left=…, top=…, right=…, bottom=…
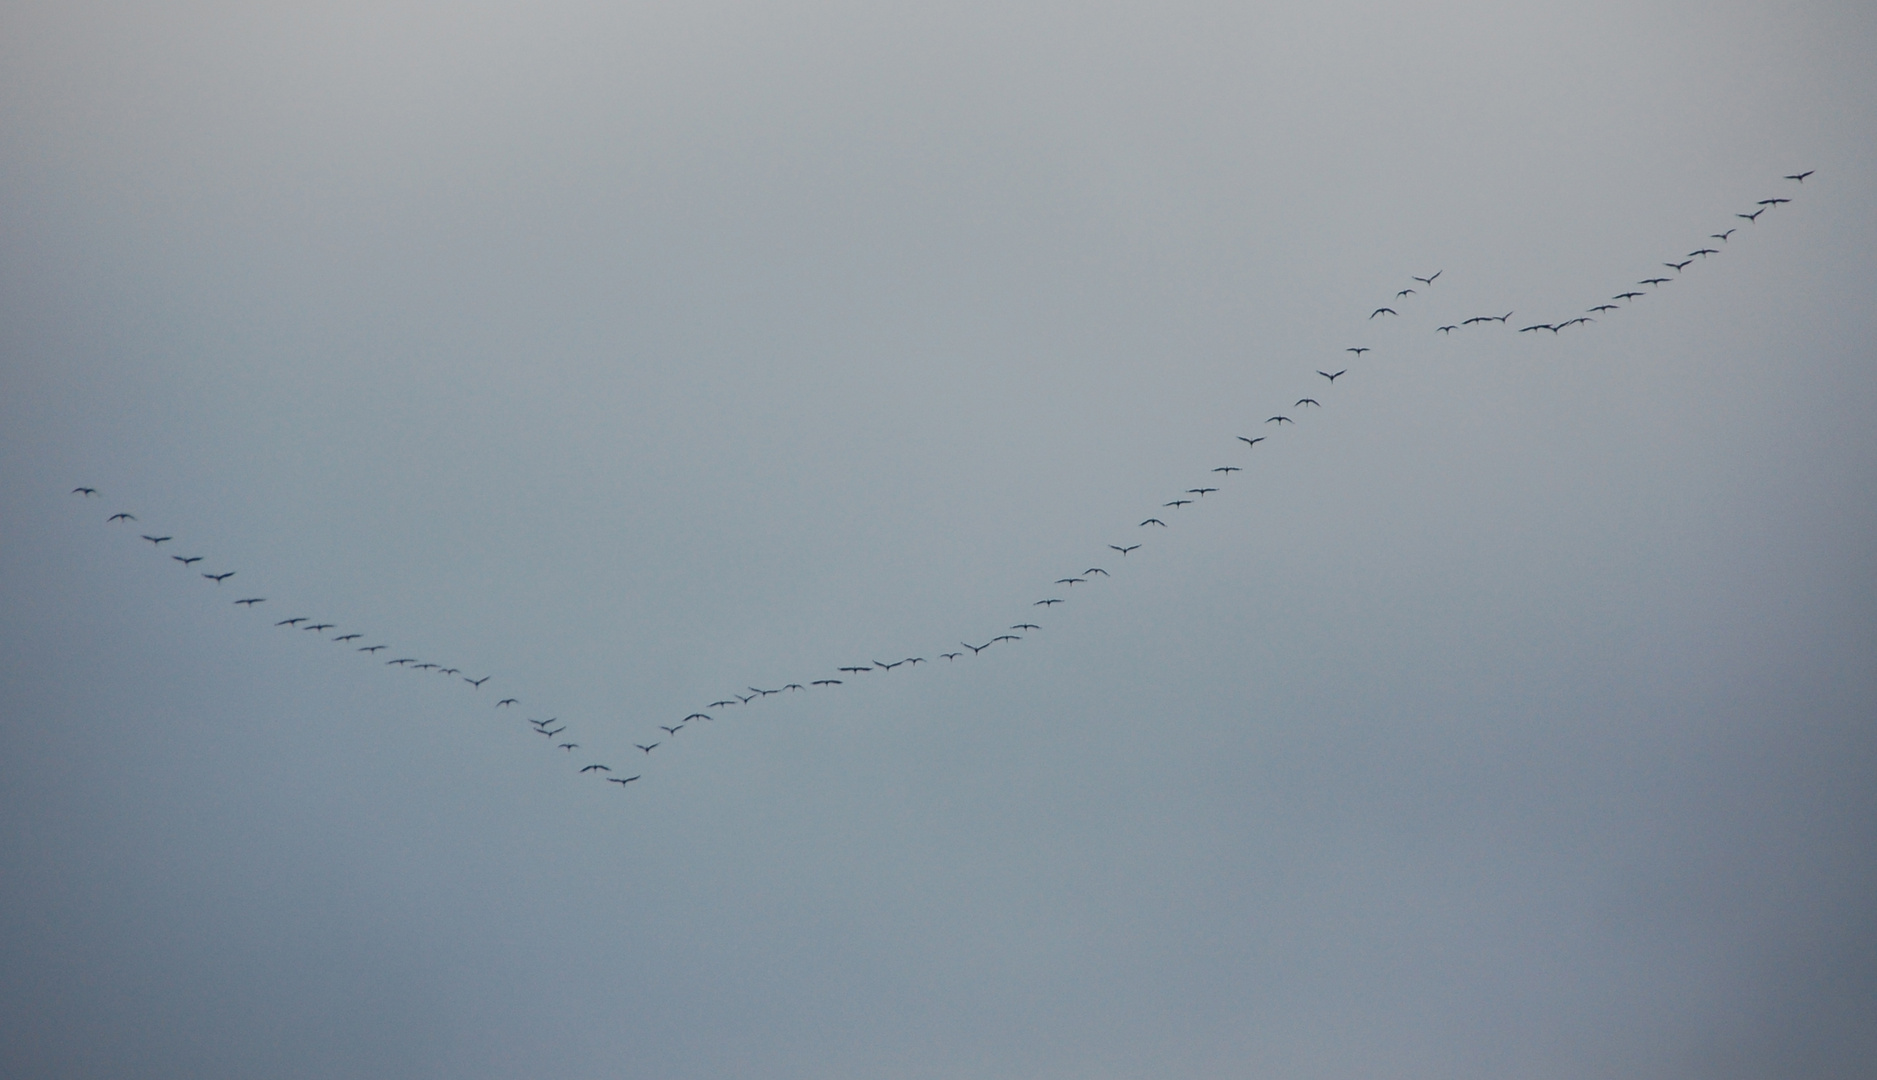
left=69, top=173, right=1812, bottom=796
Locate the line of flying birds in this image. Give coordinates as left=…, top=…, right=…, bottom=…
left=70, top=172, right=1810, bottom=794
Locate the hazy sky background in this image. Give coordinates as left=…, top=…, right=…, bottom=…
left=3, top=1, right=1874, bottom=1077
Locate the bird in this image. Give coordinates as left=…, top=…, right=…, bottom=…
left=1012, top=623, right=1040, bottom=631
left=607, top=775, right=640, bottom=785
left=684, top=714, right=712, bottom=722
left=334, top=634, right=362, bottom=642
left=1318, top=369, right=1346, bottom=383
left=203, top=571, right=235, bottom=583
left=141, top=535, right=171, bottom=545
left=1664, top=260, right=1692, bottom=272
left=939, top=653, right=962, bottom=661
left=497, top=698, right=518, bottom=707
left=1738, top=208, right=1764, bottom=222
left=1395, top=288, right=1416, bottom=299
left=962, top=642, right=990, bottom=654
left=439, top=668, right=459, bottom=676
left=559, top=743, right=579, bottom=751
left=1561, top=317, right=1594, bottom=327
left=1639, top=277, right=1671, bottom=286
left=1266, top=416, right=1292, bottom=425
left=1163, top=499, right=1192, bottom=509
left=1518, top=324, right=1553, bottom=333
left=172, top=555, right=203, bottom=565
left=276, top=617, right=307, bottom=627
left=1688, top=249, right=1719, bottom=258
left=387, top=658, right=415, bottom=666
left=735, top=693, right=756, bottom=704
left=1295, top=399, right=1320, bottom=408
left=538, top=726, right=565, bottom=737
left=530, top=717, right=557, bottom=727
left=1614, top=291, right=1644, bottom=301
left=838, top=665, right=871, bottom=673
left=72, top=487, right=98, bottom=497
left=1188, top=488, right=1217, bottom=497
left=1411, top=270, right=1442, bottom=285
left=1140, top=518, right=1167, bottom=527
left=107, top=513, right=136, bottom=522
left=464, top=676, right=489, bottom=688
left=784, top=683, right=805, bottom=690
left=304, top=624, right=334, bottom=632
left=750, top=686, right=779, bottom=696
left=1035, top=598, right=1063, bottom=606
left=1461, top=316, right=1491, bottom=325
left=1346, top=347, right=1370, bottom=356
left=413, top=663, right=438, bottom=670
left=235, top=597, right=265, bottom=606
left=580, top=764, right=611, bottom=773
left=1712, top=229, right=1735, bottom=242
left=1588, top=304, right=1619, bottom=313
left=1758, top=197, right=1790, bottom=207
left=812, top=679, right=844, bottom=685
left=1238, top=436, right=1265, bottom=448
left=1786, top=170, right=1813, bottom=183
left=636, top=743, right=659, bottom=753
left=1084, top=568, right=1109, bottom=576
left=660, top=725, right=683, bottom=735
left=874, top=660, right=904, bottom=670
left=1369, top=308, right=1397, bottom=319
left=1492, top=312, right=1513, bottom=323
left=1110, top=544, right=1140, bottom=555
left=1437, top=325, right=1457, bottom=334
left=710, top=700, right=737, bottom=708
left=992, top=635, right=1020, bottom=643
left=358, top=645, right=387, bottom=653
left=1213, top=466, right=1241, bottom=474
left=1056, top=577, right=1085, bottom=586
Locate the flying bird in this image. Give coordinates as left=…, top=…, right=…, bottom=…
left=1266, top=416, right=1292, bottom=425
left=1639, top=277, right=1671, bottom=286
left=1712, top=229, right=1735, bottom=242
left=636, top=743, right=659, bottom=754
left=660, top=726, right=683, bottom=736
left=235, top=597, right=265, bottom=605
left=1461, top=316, right=1490, bottom=325
left=72, top=487, right=98, bottom=497
left=334, top=633, right=362, bottom=642
left=1613, top=291, right=1644, bottom=301
left=1346, top=347, right=1370, bottom=356
left=141, top=535, right=171, bottom=545
left=1012, top=623, right=1040, bottom=631
left=1437, top=325, right=1457, bottom=334
left=387, top=658, right=415, bottom=666
left=1110, top=544, right=1140, bottom=555
left=1688, top=249, right=1718, bottom=258
left=1395, top=289, right=1415, bottom=299
left=358, top=645, right=387, bottom=653
left=1237, top=436, right=1265, bottom=448
left=1035, top=598, right=1063, bottom=606
left=684, top=714, right=712, bottom=722
left=1411, top=270, right=1442, bottom=285
left=464, top=676, right=489, bottom=688
left=538, top=726, right=565, bottom=737
left=413, top=663, right=438, bottom=670
left=962, top=642, right=990, bottom=654
left=838, top=665, right=871, bottom=673
left=1213, top=466, right=1241, bottom=474
left=1757, top=198, right=1790, bottom=206
left=203, top=571, right=235, bottom=583
left=1084, top=568, right=1109, bottom=576
left=1738, top=208, right=1764, bottom=222
left=1664, top=260, right=1692, bottom=272
left=1188, top=488, right=1217, bottom=497
left=940, top=653, right=962, bottom=661
left=108, top=513, right=136, bottom=522
left=1318, top=370, right=1346, bottom=382
left=607, top=775, right=640, bottom=785
left=812, top=679, right=844, bottom=685
left=497, top=698, right=518, bottom=707
left=992, top=635, right=1020, bottom=643
left=276, top=617, right=307, bottom=627
left=1140, top=518, right=1166, bottom=527
left=1587, top=305, right=1618, bottom=313
left=304, top=624, right=334, bottom=632
left=1056, top=577, right=1085, bottom=585
left=1163, top=499, right=1192, bottom=509
left=1785, top=170, right=1813, bottom=182
left=874, top=660, right=904, bottom=670
left=1369, top=308, right=1397, bottom=319
left=710, top=700, right=737, bottom=708
left=580, top=764, right=611, bottom=773
left=1518, top=324, right=1553, bottom=333
left=1294, top=399, right=1319, bottom=408
left=558, top=743, right=579, bottom=751
left=172, top=555, right=203, bottom=565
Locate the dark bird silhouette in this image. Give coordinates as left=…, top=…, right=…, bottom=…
left=1188, top=488, right=1217, bottom=497
left=962, top=641, right=990, bottom=654
left=1738, top=208, right=1764, bottom=222
left=1084, top=568, right=1109, bottom=576
left=559, top=743, right=579, bottom=751
left=538, top=726, right=565, bottom=737
left=1712, top=229, right=1735, bottom=242
left=581, top=764, right=611, bottom=773
left=203, top=571, right=235, bottom=583
left=304, top=624, right=334, bottom=632
left=874, top=660, right=904, bottom=670
left=1318, top=369, right=1346, bottom=383
left=1395, top=289, right=1415, bottom=299
left=1213, top=466, right=1241, bottom=474
left=1110, top=544, right=1140, bottom=555
left=141, top=535, right=172, bottom=545
left=358, top=644, right=387, bottom=653
left=839, top=665, right=871, bottom=673
left=1614, top=291, right=1644, bottom=301
left=276, top=617, right=307, bottom=627
left=1640, top=277, right=1671, bottom=286
left=1346, top=347, right=1370, bottom=356
left=992, top=635, right=1020, bottom=643
left=1035, top=598, right=1063, bottom=606
left=1518, top=324, right=1553, bottom=333
left=710, top=700, right=737, bottom=708
left=660, top=726, right=683, bottom=736
left=464, top=676, right=490, bottom=688
left=1238, top=436, right=1265, bottom=448
left=334, top=633, right=362, bottom=642
left=413, top=663, right=438, bottom=670
left=684, top=713, right=712, bottom=722
left=1056, top=577, right=1085, bottom=586
left=608, top=775, right=640, bottom=785
left=530, top=717, right=556, bottom=727
left=903, top=659, right=925, bottom=666
left=440, top=668, right=459, bottom=676
left=235, top=597, right=265, bottom=605
left=1492, top=312, right=1513, bottom=323
left=812, top=678, right=844, bottom=685
left=497, top=698, right=518, bottom=707
left=1140, top=518, right=1167, bottom=527
left=940, top=653, right=962, bottom=660
left=1786, top=171, right=1813, bottom=183
left=1163, top=499, right=1192, bottom=509
left=1665, top=260, right=1692, bottom=272
left=750, top=686, right=779, bottom=696
left=108, top=513, right=136, bottom=521
left=1295, top=399, right=1319, bottom=408
left=1588, top=305, right=1619, bottom=313
left=1758, top=198, right=1790, bottom=206
left=1265, top=416, right=1292, bottom=425
left=1012, top=623, right=1040, bottom=630
left=172, top=555, right=203, bottom=565
left=1369, top=308, right=1397, bottom=318
left=387, top=658, right=415, bottom=666
left=784, top=683, right=805, bottom=690
left=636, top=743, right=659, bottom=754
left=736, top=693, right=756, bottom=704
left=1688, top=249, right=1719, bottom=258
left=1461, top=316, right=1491, bottom=325
left=72, top=487, right=98, bottom=497
left=1412, top=270, right=1442, bottom=285
left=1437, top=325, right=1457, bottom=334
left=1560, top=317, right=1593, bottom=328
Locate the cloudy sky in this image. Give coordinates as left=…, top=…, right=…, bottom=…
left=3, top=2, right=1874, bottom=1077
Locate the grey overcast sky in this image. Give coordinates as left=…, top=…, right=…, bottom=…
left=3, top=1, right=1874, bottom=1077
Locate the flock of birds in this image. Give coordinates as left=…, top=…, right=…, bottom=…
left=70, top=172, right=1812, bottom=793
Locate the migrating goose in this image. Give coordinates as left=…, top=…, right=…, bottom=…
left=1318, top=370, right=1346, bottom=382
left=1140, top=518, right=1166, bottom=527
left=812, top=678, right=844, bottom=685
left=203, top=571, right=235, bottom=583
left=1237, top=436, right=1265, bottom=448
left=580, top=764, right=611, bottom=773
left=172, top=555, right=203, bottom=565
left=1110, top=544, right=1140, bottom=555
left=464, top=676, right=490, bottom=688
left=141, top=535, right=171, bottom=545
left=108, top=513, right=136, bottom=522
left=235, top=597, right=265, bottom=606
